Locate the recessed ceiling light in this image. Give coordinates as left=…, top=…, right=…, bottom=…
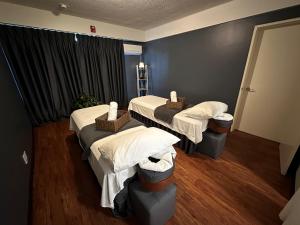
left=52, top=3, right=69, bottom=16
left=58, top=3, right=68, bottom=10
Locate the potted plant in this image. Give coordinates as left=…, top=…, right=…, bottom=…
left=73, top=94, right=101, bottom=110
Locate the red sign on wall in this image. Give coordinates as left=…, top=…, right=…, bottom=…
left=90, top=25, right=96, bottom=33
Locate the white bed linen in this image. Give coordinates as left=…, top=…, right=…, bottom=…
left=128, top=95, right=208, bottom=144
left=99, top=127, right=179, bottom=172
left=89, top=127, right=144, bottom=208
left=69, top=105, right=143, bottom=208
left=69, top=105, right=110, bottom=134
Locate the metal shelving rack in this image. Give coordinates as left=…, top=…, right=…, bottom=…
left=136, top=64, right=149, bottom=97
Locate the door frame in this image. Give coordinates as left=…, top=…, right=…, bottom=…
left=232, top=17, right=300, bottom=131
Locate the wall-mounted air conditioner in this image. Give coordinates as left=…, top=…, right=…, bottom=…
left=124, top=44, right=142, bottom=55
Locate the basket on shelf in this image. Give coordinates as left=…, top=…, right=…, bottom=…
left=95, top=110, right=130, bottom=132
left=166, top=97, right=186, bottom=110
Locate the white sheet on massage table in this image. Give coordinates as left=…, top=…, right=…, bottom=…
left=128, top=95, right=208, bottom=144
left=69, top=105, right=141, bottom=208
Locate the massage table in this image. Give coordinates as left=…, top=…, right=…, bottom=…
left=128, top=95, right=230, bottom=158
left=69, top=104, right=139, bottom=209
left=69, top=104, right=178, bottom=211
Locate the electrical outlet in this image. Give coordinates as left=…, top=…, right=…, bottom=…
left=22, top=151, right=28, bottom=165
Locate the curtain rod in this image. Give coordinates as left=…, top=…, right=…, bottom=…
left=0, top=22, right=136, bottom=42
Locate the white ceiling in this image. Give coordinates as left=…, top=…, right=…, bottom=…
left=1, top=0, right=232, bottom=30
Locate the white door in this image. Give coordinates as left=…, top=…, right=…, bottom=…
left=238, top=23, right=300, bottom=145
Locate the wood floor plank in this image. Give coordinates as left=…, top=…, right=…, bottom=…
left=31, top=120, right=292, bottom=225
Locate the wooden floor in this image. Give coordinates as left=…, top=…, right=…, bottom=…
left=31, top=120, right=292, bottom=225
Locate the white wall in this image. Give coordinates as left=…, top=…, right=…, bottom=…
left=145, top=0, right=300, bottom=41
left=280, top=143, right=299, bottom=175
left=1, top=1, right=299, bottom=42
left=0, top=1, right=144, bottom=42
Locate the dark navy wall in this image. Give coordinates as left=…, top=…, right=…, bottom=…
left=0, top=48, right=32, bottom=225
left=125, top=55, right=139, bottom=102
left=144, top=5, right=300, bottom=113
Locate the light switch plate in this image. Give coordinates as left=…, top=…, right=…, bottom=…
left=22, top=151, right=28, bottom=165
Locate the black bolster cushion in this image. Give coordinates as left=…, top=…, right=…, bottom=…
left=211, top=118, right=233, bottom=128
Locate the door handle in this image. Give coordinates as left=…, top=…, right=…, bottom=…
left=244, top=87, right=256, bottom=92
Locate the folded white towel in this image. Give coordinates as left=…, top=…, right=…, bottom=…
left=170, top=91, right=177, bottom=102
left=138, top=147, right=176, bottom=172
left=213, top=113, right=233, bottom=121
left=107, top=101, right=118, bottom=121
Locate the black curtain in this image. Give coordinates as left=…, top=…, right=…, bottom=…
left=0, top=25, right=127, bottom=126
left=77, top=35, right=127, bottom=105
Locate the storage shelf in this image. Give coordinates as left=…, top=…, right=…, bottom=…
left=136, top=65, right=149, bottom=97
